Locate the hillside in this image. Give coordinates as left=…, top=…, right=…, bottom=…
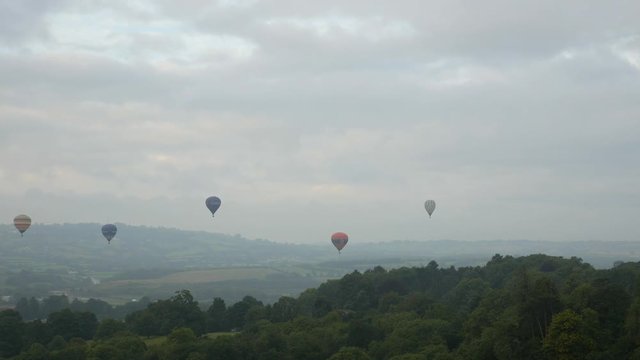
left=2, top=223, right=637, bottom=272
left=1, top=223, right=638, bottom=304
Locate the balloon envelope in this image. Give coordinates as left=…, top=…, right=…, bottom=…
left=101, top=224, right=117, bottom=243
left=331, top=232, right=349, bottom=253
left=14, top=214, right=31, bottom=236
left=205, top=196, right=222, bottom=217
left=424, top=200, right=436, bottom=218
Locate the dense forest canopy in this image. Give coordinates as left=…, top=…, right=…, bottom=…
left=2, top=254, right=640, bottom=359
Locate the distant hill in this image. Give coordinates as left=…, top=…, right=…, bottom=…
left=0, top=223, right=323, bottom=273
left=1, top=223, right=637, bottom=273
left=1, top=223, right=638, bottom=303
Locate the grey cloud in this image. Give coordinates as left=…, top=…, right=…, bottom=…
left=0, top=0, right=68, bottom=44
left=1, top=0, right=639, bottom=243
left=155, top=1, right=640, bottom=63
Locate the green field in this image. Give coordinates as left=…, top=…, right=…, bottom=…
left=94, top=267, right=283, bottom=299
left=103, top=267, right=280, bottom=287
left=84, top=266, right=317, bottom=304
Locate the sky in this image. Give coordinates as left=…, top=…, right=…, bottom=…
left=1, top=0, right=639, bottom=244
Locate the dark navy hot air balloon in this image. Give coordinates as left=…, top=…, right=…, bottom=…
left=205, top=196, right=222, bottom=217
left=101, top=224, right=117, bottom=244
left=331, top=232, right=348, bottom=254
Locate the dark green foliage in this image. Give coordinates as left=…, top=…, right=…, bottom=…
left=346, top=318, right=384, bottom=348
left=14, top=343, right=48, bottom=360
left=269, top=296, right=297, bottom=323
left=126, top=290, right=206, bottom=336
left=227, top=296, right=263, bottom=330
left=94, top=318, right=128, bottom=339
left=41, top=295, right=70, bottom=317
left=47, top=309, right=98, bottom=340
left=162, top=327, right=200, bottom=360
left=47, top=335, right=66, bottom=351
left=328, top=346, right=372, bottom=360
left=207, top=297, right=228, bottom=331
left=0, top=310, right=24, bottom=357
left=7, top=254, right=640, bottom=359
left=542, top=309, right=598, bottom=360
left=49, top=337, right=87, bottom=360
left=15, top=295, right=150, bottom=322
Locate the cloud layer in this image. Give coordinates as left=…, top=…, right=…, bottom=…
left=1, top=0, right=639, bottom=243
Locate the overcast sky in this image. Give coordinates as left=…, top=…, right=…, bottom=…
left=1, top=0, right=639, bottom=244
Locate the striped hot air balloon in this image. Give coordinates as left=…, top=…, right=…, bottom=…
left=331, top=232, right=348, bottom=253
left=13, top=214, right=31, bottom=237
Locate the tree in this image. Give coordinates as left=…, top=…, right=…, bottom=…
left=626, top=298, right=640, bottom=345
left=24, top=319, right=52, bottom=347
left=164, top=327, right=199, bottom=360
left=543, top=309, right=597, bottom=360
left=346, top=318, right=383, bottom=348
left=127, top=310, right=160, bottom=337
left=48, top=309, right=97, bottom=340
left=77, top=311, right=99, bottom=339
left=88, top=333, right=147, bottom=360
left=250, top=322, right=288, bottom=360
left=95, top=318, right=128, bottom=339
left=588, top=279, right=631, bottom=341
left=270, top=296, right=297, bottom=323
left=445, top=278, right=489, bottom=315
left=370, top=317, right=452, bottom=359
left=29, top=297, right=42, bottom=320
left=514, top=273, right=561, bottom=339
left=16, top=297, right=31, bottom=320
left=203, top=335, right=241, bottom=360
left=126, top=290, right=206, bottom=336
left=47, top=335, right=66, bottom=351
left=207, top=297, right=228, bottom=332
left=69, top=298, right=85, bottom=312
left=228, top=296, right=263, bottom=330
left=0, top=310, right=25, bottom=358
left=328, top=346, right=372, bottom=360
left=48, top=309, right=78, bottom=340
left=85, top=298, right=113, bottom=319
left=15, top=343, right=48, bottom=360
left=41, top=295, right=69, bottom=317
left=49, top=337, right=87, bottom=360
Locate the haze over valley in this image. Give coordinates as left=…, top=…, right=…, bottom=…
left=1, top=223, right=637, bottom=306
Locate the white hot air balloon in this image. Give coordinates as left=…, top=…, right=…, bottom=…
left=424, top=200, right=436, bottom=218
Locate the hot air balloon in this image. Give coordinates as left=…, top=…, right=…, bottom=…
left=424, top=200, right=436, bottom=218
left=205, top=196, right=222, bottom=217
left=101, top=224, right=117, bottom=244
left=14, top=214, right=31, bottom=237
left=331, top=232, right=348, bottom=253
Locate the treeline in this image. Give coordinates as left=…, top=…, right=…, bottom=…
left=3, top=254, right=640, bottom=359
left=14, top=295, right=150, bottom=321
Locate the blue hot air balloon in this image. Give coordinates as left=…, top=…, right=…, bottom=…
left=205, top=196, right=222, bottom=217
left=101, top=224, right=117, bottom=244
